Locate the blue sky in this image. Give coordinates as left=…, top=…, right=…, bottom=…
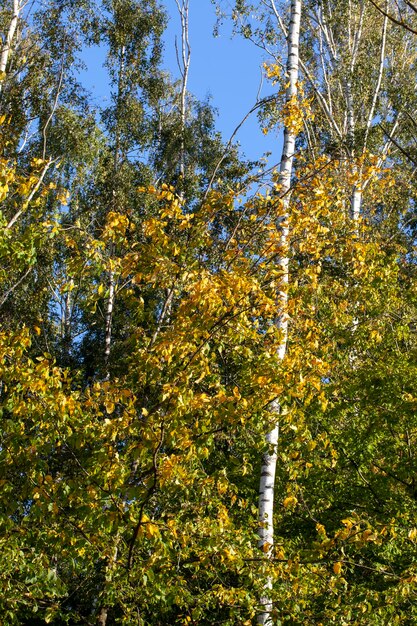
left=163, top=0, right=281, bottom=163
left=79, top=1, right=281, bottom=165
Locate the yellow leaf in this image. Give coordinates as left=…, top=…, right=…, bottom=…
left=333, top=562, right=342, bottom=575
left=57, top=189, right=70, bottom=205
left=283, top=495, right=298, bottom=508
left=31, top=157, right=47, bottom=167
left=144, top=520, right=160, bottom=539
left=341, top=518, right=355, bottom=527
left=223, top=547, right=236, bottom=561
left=105, top=401, right=115, bottom=414
left=261, top=541, right=272, bottom=554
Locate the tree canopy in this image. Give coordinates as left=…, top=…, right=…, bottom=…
left=1, top=0, right=417, bottom=624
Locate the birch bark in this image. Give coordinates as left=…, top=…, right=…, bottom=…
left=104, top=44, right=126, bottom=378
left=104, top=255, right=115, bottom=377
left=98, top=43, right=126, bottom=624
left=257, top=1, right=301, bottom=623
left=175, top=0, right=191, bottom=198
left=0, top=0, right=21, bottom=95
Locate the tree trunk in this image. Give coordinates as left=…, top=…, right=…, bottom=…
left=104, top=259, right=115, bottom=377
left=0, top=0, right=21, bottom=94
left=257, top=0, right=302, bottom=624
left=176, top=0, right=191, bottom=198
left=97, top=606, right=109, bottom=626
left=103, top=44, right=125, bottom=377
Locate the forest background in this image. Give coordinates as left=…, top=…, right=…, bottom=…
left=1, top=0, right=417, bottom=625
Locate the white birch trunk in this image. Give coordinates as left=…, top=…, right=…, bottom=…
left=257, top=1, right=301, bottom=623
left=104, top=260, right=115, bottom=377
left=351, top=185, right=362, bottom=221
left=353, top=4, right=388, bottom=220
left=175, top=0, right=191, bottom=198
left=0, top=0, right=21, bottom=94
left=63, top=278, right=73, bottom=358
left=103, top=45, right=125, bottom=377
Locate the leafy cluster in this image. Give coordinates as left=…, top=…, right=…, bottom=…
left=1, top=1, right=417, bottom=625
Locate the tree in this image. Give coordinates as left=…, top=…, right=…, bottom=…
left=219, top=0, right=417, bottom=623
left=2, top=0, right=417, bottom=624
left=255, top=0, right=302, bottom=624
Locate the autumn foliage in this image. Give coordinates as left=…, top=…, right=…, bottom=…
left=1, top=0, right=417, bottom=624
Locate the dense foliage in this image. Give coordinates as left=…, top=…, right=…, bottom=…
left=1, top=0, right=417, bottom=624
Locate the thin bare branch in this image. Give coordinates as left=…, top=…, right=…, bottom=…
left=367, top=0, right=417, bottom=34
left=6, top=159, right=55, bottom=230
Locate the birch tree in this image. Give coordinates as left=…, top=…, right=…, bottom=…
left=228, top=0, right=415, bottom=217
left=176, top=0, right=191, bottom=199
left=298, top=0, right=409, bottom=219
left=257, top=1, right=301, bottom=623
left=0, top=0, right=23, bottom=95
